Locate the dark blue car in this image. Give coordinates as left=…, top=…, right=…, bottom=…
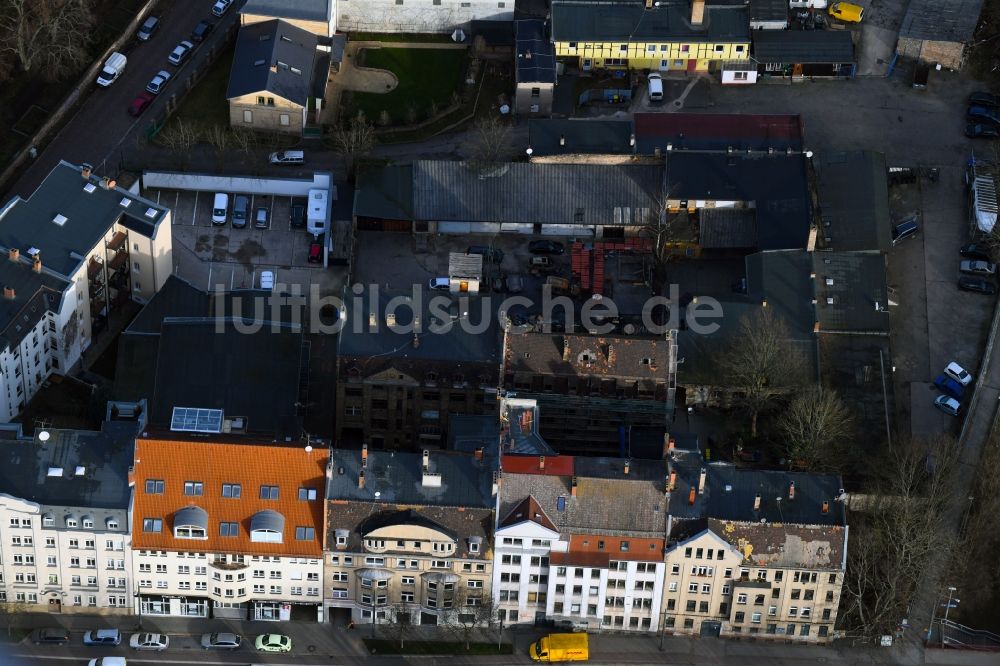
left=933, top=374, right=964, bottom=400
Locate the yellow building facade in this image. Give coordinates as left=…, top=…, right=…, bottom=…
left=554, top=40, right=749, bottom=73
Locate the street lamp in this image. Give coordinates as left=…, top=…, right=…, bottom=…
left=943, top=587, right=959, bottom=623
left=926, top=585, right=958, bottom=645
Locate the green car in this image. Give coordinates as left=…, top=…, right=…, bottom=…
left=255, top=633, right=292, bottom=653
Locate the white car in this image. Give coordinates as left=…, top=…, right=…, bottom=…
left=88, top=659, right=127, bottom=666
left=130, top=632, right=169, bottom=651
left=167, top=40, right=194, bottom=66
left=145, top=70, right=171, bottom=95
left=934, top=395, right=961, bottom=417
left=260, top=270, right=275, bottom=291
left=212, top=0, right=234, bottom=16
left=428, top=277, right=450, bottom=291
left=944, top=361, right=973, bottom=386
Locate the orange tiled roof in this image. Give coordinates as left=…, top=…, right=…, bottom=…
left=132, top=438, right=328, bottom=557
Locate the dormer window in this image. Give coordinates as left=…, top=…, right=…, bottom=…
left=82, top=516, right=94, bottom=529
left=298, top=487, right=317, bottom=501
left=250, top=510, right=284, bottom=543
left=42, top=513, right=54, bottom=527
left=173, top=506, right=209, bottom=540
left=106, top=518, right=119, bottom=530
left=65, top=515, right=78, bottom=528
left=468, top=536, right=483, bottom=554
left=335, top=529, right=349, bottom=548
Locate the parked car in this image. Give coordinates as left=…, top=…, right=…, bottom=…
left=83, top=629, right=122, bottom=646
left=890, top=218, right=918, bottom=246
left=137, top=16, right=160, bottom=41
left=88, top=659, right=127, bottom=666
left=232, top=195, right=249, bottom=228
left=254, top=206, right=269, bottom=229
left=958, top=276, right=996, bottom=294
left=429, top=277, right=450, bottom=291
left=967, top=105, right=1000, bottom=125
left=129, top=633, right=169, bottom=651
left=212, top=193, right=228, bottom=225
left=647, top=72, right=663, bottom=102
left=260, top=271, right=274, bottom=291
left=290, top=203, right=306, bottom=228
left=145, top=70, right=171, bottom=95
left=966, top=123, right=1000, bottom=139
left=934, top=394, right=961, bottom=417
left=200, top=632, right=242, bottom=650
left=269, top=150, right=305, bottom=165
left=506, top=273, right=524, bottom=293
left=192, top=20, right=214, bottom=43
left=212, top=0, right=234, bottom=16
left=933, top=373, right=965, bottom=400
left=96, top=52, right=127, bottom=87
left=167, top=40, right=194, bottom=66
left=467, top=245, right=504, bottom=263
left=127, top=92, right=155, bottom=117
left=308, top=241, right=322, bottom=263
left=969, top=91, right=1000, bottom=108
left=944, top=361, right=973, bottom=386
left=32, top=628, right=71, bottom=645
left=960, top=259, right=996, bottom=275
left=529, top=240, right=565, bottom=255
left=255, top=633, right=292, bottom=653
left=960, top=243, right=993, bottom=261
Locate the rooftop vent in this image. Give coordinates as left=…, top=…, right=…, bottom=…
left=825, top=277, right=834, bottom=286
left=52, top=214, right=68, bottom=226
left=83, top=183, right=97, bottom=194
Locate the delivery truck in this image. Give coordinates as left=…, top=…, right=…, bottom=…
left=529, top=633, right=589, bottom=662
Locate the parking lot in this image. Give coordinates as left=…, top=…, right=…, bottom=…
left=146, top=188, right=346, bottom=296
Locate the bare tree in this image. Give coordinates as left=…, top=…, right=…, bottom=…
left=775, top=387, right=855, bottom=471
left=230, top=125, right=259, bottom=159
left=841, top=435, right=961, bottom=641
left=385, top=601, right=417, bottom=649
left=330, top=115, right=376, bottom=182
left=718, top=307, right=808, bottom=437
left=641, top=194, right=694, bottom=284
left=470, top=115, right=512, bottom=174
left=156, top=119, right=200, bottom=169
left=0, top=600, right=30, bottom=639
left=0, top=0, right=96, bottom=80
left=443, top=589, right=499, bottom=650
left=205, top=125, right=230, bottom=171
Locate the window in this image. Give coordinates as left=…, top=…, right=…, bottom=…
left=145, top=479, right=164, bottom=494
left=829, top=573, right=837, bottom=584
left=243, top=110, right=253, bottom=124
left=714, top=45, right=725, bottom=53
left=259, top=485, right=279, bottom=499
left=736, top=45, right=745, bottom=53
left=789, top=606, right=798, bottom=617
left=220, top=522, right=239, bottom=537
left=82, top=518, right=93, bottom=529
left=801, top=607, right=812, bottom=618
left=751, top=612, right=762, bottom=624
left=295, top=527, right=315, bottom=540
left=184, top=481, right=203, bottom=496
left=800, top=625, right=810, bottom=636
left=735, top=611, right=745, bottom=623
left=737, top=593, right=747, bottom=604
left=668, top=581, right=678, bottom=592
left=620, top=541, right=630, bottom=552
left=222, top=483, right=241, bottom=498
left=143, top=518, right=162, bottom=533
left=768, top=605, right=777, bottom=616
left=279, top=114, right=290, bottom=127
left=298, top=487, right=318, bottom=501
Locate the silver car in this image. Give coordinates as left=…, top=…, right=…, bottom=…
left=960, top=259, right=996, bottom=276
left=200, top=632, right=241, bottom=650
left=145, top=70, right=171, bottom=95
left=167, top=40, right=194, bottom=66
left=129, top=632, right=169, bottom=651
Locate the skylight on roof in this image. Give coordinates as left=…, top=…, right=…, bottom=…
left=290, top=67, right=302, bottom=75
left=170, top=407, right=223, bottom=434
left=119, top=197, right=132, bottom=208
left=47, top=467, right=63, bottom=477
left=144, top=207, right=158, bottom=219
left=83, top=183, right=97, bottom=193
left=75, top=466, right=86, bottom=476
left=254, top=59, right=266, bottom=66
left=52, top=214, right=68, bottom=226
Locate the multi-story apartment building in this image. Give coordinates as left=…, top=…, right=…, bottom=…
left=324, top=445, right=496, bottom=626
left=0, top=421, right=140, bottom=613
left=661, top=445, right=848, bottom=643
left=501, top=331, right=676, bottom=456
left=0, top=161, right=172, bottom=421
left=337, top=0, right=513, bottom=34
left=494, top=454, right=669, bottom=631
left=336, top=289, right=500, bottom=450
left=131, top=437, right=327, bottom=621
left=551, top=0, right=751, bottom=74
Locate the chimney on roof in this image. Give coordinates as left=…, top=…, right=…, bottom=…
left=362, top=443, right=368, bottom=468
left=99, top=176, right=111, bottom=189
left=822, top=500, right=830, bottom=514
left=788, top=481, right=796, bottom=501
left=538, top=455, right=546, bottom=471
left=668, top=469, right=677, bottom=492
left=81, top=164, right=92, bottom=179
left=665, top=435, right=676, bottom=457
left=32, top=255, right=41, bottom=273
left=698, top=467, right=706, bottom=495
left=688, top=487, right=696, bottom=505
left=753, top=493, right=761, bottom=512
left=571, top=475, right=578, bottom=496
left=7, top=248, right=18, bottom=262
left=358, top=469, right=366, bottom=489
left=475, top=447, right=484, bottom=461
left=413, top=333, right=420, bottom=349
left=422, top=449, right=430, bottom=470
left=561, top=339, right=570, bottom=362
left=3, top=287, right=15, bottom=300
left=368, top=312, right=377, bottom=331
left=624, top=459, right=631, bottom=475
left=645, top=0, right=654, bottom=7
left=691, top=0, right=705, bottom=26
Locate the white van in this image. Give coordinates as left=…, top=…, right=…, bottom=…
left=97, top=52, right=127, bottom=87
left=647, top=72, right=663, bottom=102
left=212, top=193, right=228, bottom=225
left=269, top=150, right=305, bottom=165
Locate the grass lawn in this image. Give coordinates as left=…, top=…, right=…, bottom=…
left=352, top=48, right=467, bottom=124
left=171, top=47, right=235, bottom=133
left=363, top=639, right=513, bottom=655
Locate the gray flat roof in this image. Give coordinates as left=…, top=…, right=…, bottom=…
left=0, top=161, right=168, bottom=278
left=551, top=1, right=750, bottom=43
left=899, top=0, right=983, bottom=42
left=528, top=119, right=635, bottom=156
left=814, top=251, right=889, bottom=334
left=814, top=151, right=891, bottom=252
left=354, top=165, right=413, bottom=221
left=0, top=259, right=68, bottom=351
left=242, top=0, right=331, bottom=22
left=752, top=29, right=855, bottom=64
left=516, top=19, right=557, bottom=84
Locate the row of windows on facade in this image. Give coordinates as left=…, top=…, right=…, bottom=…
left=341, top=0, right=497, bottom=8
left=674, top=558, right=839, bottom=585
left=7, top=534, right=124, bottom=550
left=667, top=580, right=836, bottom=603
left=329, top=554, right=487, bottom=572
left=564, top=42, right=746, bottom=53
left=5, top=572, right=125, bottom=587
left=363, top=538, right=465, bottom=554
left=136, top=579, right=320, bottom=596
left=241, top=109, right=291, bottom=126
left=136, top=551, right=318, bottom=564
left=141, top=518, right=314, bottom=542
left=0, top=590, right=128, bottom=606
left=137, top=563, right=318, bottom=581
left=665, top=616, right=831, bottom=638
left=7, top=515, right=119, bottom=530
left=2, top=553, right=125, bottom=569
left=144, top=479, right=318, bottom=501
left=501, top=536, right=653, bottom=553
left=666, top=596, right=835, bottom=620
left=500, top=554, right=658, bottom=574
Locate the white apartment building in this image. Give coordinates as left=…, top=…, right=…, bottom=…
left=0, top=422, right=139, bottom=614
left=0, top=161, right=172, bottom=421
left=494, top=455, right=669, bottom=632
left=337, top=0, right=513, bottom=33
left=131, top=437, right=327, bottom=621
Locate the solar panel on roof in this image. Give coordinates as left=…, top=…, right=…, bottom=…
left=170, top=407, right=223, bottom=433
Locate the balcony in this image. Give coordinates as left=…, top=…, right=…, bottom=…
left=210, top=558, right=248, bottom=571
left=87, top=258, right=104, bottom=280
left=108, top=250, right=128, bottom=273
left=106, top=231, right=127, bottom=252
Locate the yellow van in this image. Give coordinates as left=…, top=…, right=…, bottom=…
left=828, top=2, right=864, bottom=22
